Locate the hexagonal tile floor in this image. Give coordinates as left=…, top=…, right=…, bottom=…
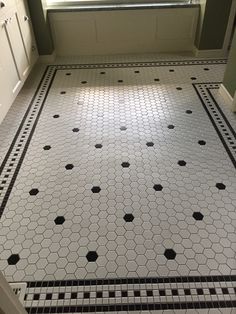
left=0, top=57, right=236, bottom=313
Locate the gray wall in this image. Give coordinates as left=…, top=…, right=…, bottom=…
left=196, top=0, right=233, bottom=50
left=223, top=30, right=236, bottom=98
left=27, top=0, right=54, bottom=55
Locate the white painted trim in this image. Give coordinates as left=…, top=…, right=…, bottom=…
left=193, top=47, right=227, bottom=58
left=218, top=84, right=236, bottom=112
left=39, top=50, right=56, bottom=63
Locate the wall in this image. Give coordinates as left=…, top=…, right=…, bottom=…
left=196, top=0, right=233, bottom=50
left=223, top=30, right=236, bottom=98
left=27, top=0, right=54, bottom=55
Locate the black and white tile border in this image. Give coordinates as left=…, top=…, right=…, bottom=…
left=0, top=59, right=232, bottom=219
left=23, top=275, right=236, bottom=313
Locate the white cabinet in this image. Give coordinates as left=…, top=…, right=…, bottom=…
left=0, top=0, right=38, bottom=124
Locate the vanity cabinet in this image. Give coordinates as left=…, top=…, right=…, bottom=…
left=0, top=0, right=38, bottom=124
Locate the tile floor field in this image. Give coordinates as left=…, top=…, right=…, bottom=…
left=0, top=57, right=236, bottom=313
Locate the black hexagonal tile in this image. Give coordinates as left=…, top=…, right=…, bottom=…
left=198, top=140, right=206, bottom=145
left=81, top=81, right=87, bottom=84
left=29, top=188, right=39, bottom=196
left=178, top=160, right=186, bottom=166
left=216, top=183, right=226, bottom=190
left=72, top=128, right=79, bottom=132
left=54, top=216, right=65, bottom=225
left=95, top=144, right=103, bottom=149
left=7, top=254, right=20, bottom=265
left=123, top=214, right=134, bottom=222
left=65, top=164, right=74, bottom=170
left=193, top=212, right=204, bottom=221
left=146, top=142, right=154, bottom=147
left=153, top=184, right=163, bottom=191
left=86, top=251, right=98, bottom=262
left=120, top=126, right=127, bottom=131
left=186, top=110, right=192, bottom=114
left=121, top=162, right=130, bottom=168
left=168, top=125, right=175, bottom=129
left=53, top=114, right=60, bottom=118
left=91, top=186, right=101, bottom=193
left=43, top=145, right=51, bottom=150
left=164, top=249, right=176, bottom=260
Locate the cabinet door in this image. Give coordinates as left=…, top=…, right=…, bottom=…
left=5, top=12, right=30, bottom=79
left=17, top=0, right=38, bottom=65
left=0, top=19, right=21, bottom=123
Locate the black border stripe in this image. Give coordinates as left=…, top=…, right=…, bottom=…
left=25, top=300, right=236, bottom=313
left=193, top=84, right=236, bottom=168
left=0, top=68, right=56, bottom=213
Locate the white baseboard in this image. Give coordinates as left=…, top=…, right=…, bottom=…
left=39, top=51, right=56, bottom=63
left=219, top=84, right=236, bottom=112
left=193, top=47, right=227, bottom=58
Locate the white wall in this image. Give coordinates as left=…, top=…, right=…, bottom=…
left=49, top=7, right=199, bottom=56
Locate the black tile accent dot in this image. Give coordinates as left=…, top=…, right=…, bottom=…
left=81, top=81, right=87, bottom=84
left=7, top=254, right=20, bottom=265
left=204, top=68, right=210, bottom=71
left=147, top=290, right=153, bottom=297
left=198, top=140, right=206, bottom=145
left=123, top=214, right=134, bottom=222
left=120, top=126, right=127, bottom=131
left=154, top=78, right=160, bottom=81
left=71, top=292, right=77, bottom=299
left=178, top=160, right=186, bottom=166
left=96, top=292, right=103, bottom=298
left=134, top=70, right=140, bottom=73
left=72, top=128, right=79, bottom=132
left=168, top=125, right=175, bottom=129
left=100, top=71, right=105, bottom=74
left=65, top=164, right=74, bottom=170
left=172, top=289, right=178, bottom=296
left=58, top=293, right=65, bottom=299
left=184, top=289, right=191, bottom=295
left=60, top=91, right=66, bottom=94
left=109, top=291, right=115, bottom=298
left=29, top=188, right=39, bottom=196
left=95, top=144, right=103, bottom=149
left=46, top=293, right=52, bottom=300
left=118, top=80, right=123, bottom=83
left=197, top=288, right=204, bottom=295
left=193, top=212, right=204, bottom=221
left=216, top=183, right=226, bottom=190
left=66, top=73, right=71, bottom=76
left=164, top=249, right=176, bottom=260
left=176, top=87, right=182, bottom=90
left=33, top=294, right=40, bottom=300
left=53, top=115, right=60, bottom=118
left=43, top=145, right=51, bottom=150
left=186, top=110, right=192, bottom=114
left=91, top=186, right=101, bottom=193
left=86, top=251, right=98, bottom=262
left=146, top=142, right=154, bottom=147
left=191, top=77, right=197, bottom=80
left=84, top=292, right=90, bottom=299
left=121, top=162, right=130, bottom=168
left=153, top=184, right=163, bottom=191
left=169, top=69, right=175, bottom=72
left=54, top=216, right=65, bottom=225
